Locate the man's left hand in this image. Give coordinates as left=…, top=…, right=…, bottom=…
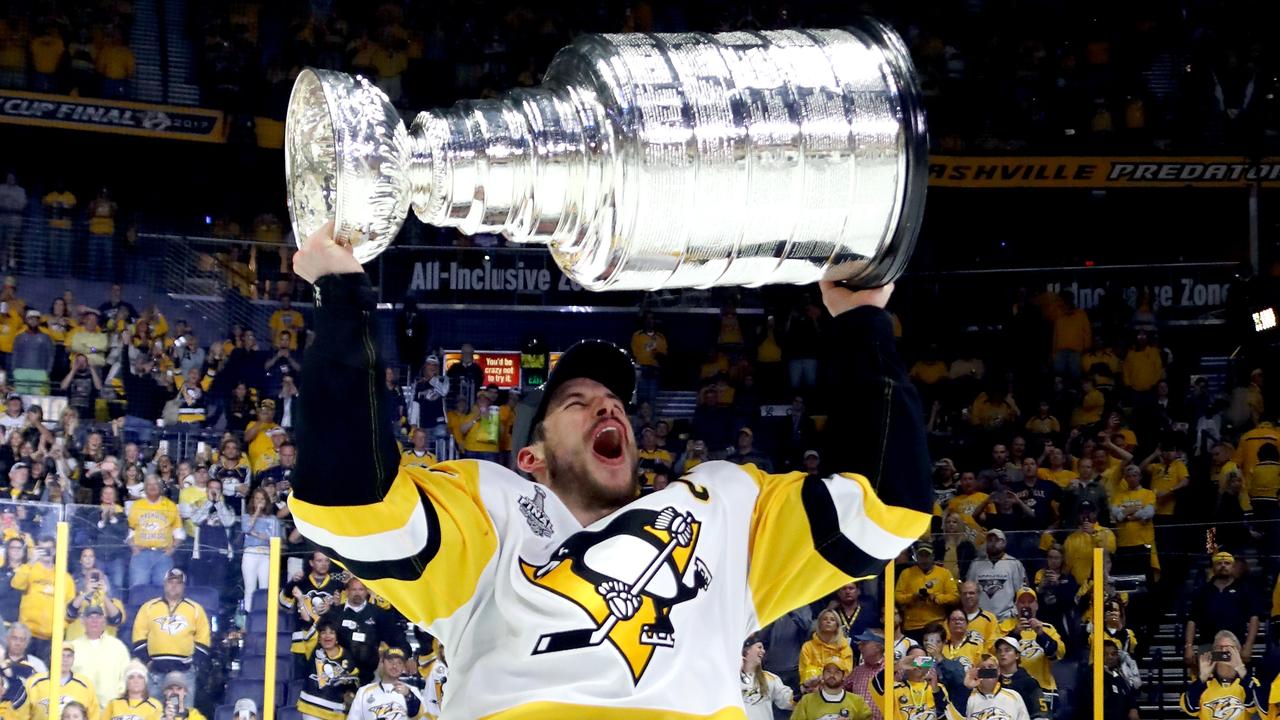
left=818, top=281, right=894, bottom=317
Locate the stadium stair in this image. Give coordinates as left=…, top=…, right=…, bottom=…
left=128, top=0, right=165, bottom=103
left=160, top=0, right=203, bottom=105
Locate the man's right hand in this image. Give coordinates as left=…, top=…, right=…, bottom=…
left=293, top=220, right=363, bottom=283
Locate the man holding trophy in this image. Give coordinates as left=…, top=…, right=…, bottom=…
left=286, top=21, right=932, bottom=720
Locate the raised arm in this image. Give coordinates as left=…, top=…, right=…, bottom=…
left=287, top=225, right=499, bottom=630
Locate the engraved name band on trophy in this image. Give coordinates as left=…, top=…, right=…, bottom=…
left=285, top=20, right=928, bottom=291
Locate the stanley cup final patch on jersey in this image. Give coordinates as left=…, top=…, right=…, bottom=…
left=518, top=485, right=555, bottom=537
left=519, top=505, right=713, bottom=683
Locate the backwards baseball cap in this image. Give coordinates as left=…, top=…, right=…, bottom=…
left=524, top=340, right=635, bottom=447
left=164, top=568, right=186, bottom=583
left=4, top=392, right=20, bottom=402
left=993, top=636, right=1022, bottom=653
left=986, top=528, right=1006, bottom=541
left=822, top=655, right=853, bottom=673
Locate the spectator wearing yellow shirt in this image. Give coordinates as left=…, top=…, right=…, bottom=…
left=1081, top=338, right=1121, bottom=384
left=631, top=312, right=666, bottom=409
left=86, top=188, right=118, bottom=281
left=41, top=180, right=76, bottom=274
left=1025, top=401, right=1061, bottom=440
left=969, top=389, right=1019, bottom=432
left=269, top=295, right=305, bottom=351
left=1072, top=377, right=1105, bottom=428
left=909, top=344, right=949, bottom=408
left=946, top=472, right=991, bottom=535
left=636, top=427, right=674, bottom=492
left=1122, top=330, right=1164, bottom=394
left=1234, top=420, right=1280, bottom=479
left=1108, top=465, right=1157, bottom=577
left=127, top=477, right=182, bottom=586
left=1143, top=445, right=1189, bottom=519
left=1247, top=443, right=1279, bottom=575
left=11, top=537, right=76, bottom=660
left=25, top=646, right=100, bottom=720
left=455, top=391, right=501, bottom=461
left=95, top=29, right=134, bottom=98
left=1102, top=412, right=1138, bottom=451
left=244, top=401, right=282, bottom=473
left=894, top=544, right=960, bottom=639
left=28, top=24, right=64, bottom=92
left=1036, top=446, right=1078, bottom=489
left=498, top=389, right=519, bottom=461
left=1051, top=293, right=1091, bottom=381
left=0, top=20, right=27, bottom=89
left=1061, top=503, right=1116, bottom=585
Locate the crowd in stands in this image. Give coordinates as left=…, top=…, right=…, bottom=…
left=0, top=227, right=1266, bottom=719
left=0, top=1, right=137, bottom=99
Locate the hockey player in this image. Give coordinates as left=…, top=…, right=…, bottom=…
left=288, top=224, right=933, bottom=717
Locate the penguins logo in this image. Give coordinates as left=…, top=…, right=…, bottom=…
left=520, top=506, right=712, bottom=683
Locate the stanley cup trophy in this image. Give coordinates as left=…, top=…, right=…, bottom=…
left=285, top=20, right=927, bottom=291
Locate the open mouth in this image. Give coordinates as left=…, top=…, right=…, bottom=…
left=590, top=422, right=626, bottom=464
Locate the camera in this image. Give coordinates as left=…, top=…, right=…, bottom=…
left=911, top=657, right=935, bottom=670
left=1212, top=650, right=1232, bottom=662
left=977, top=668, right=1000, bottom=679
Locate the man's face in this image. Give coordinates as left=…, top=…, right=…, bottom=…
left=836, top=583, right=859, bottom=605
left=1124, top=467, right=1141, bottom=489
left=346, top=579, right=369, bottom=605
left=461, top=344, right=474, bottom=363
left=958, top=472, right=977, bottom=493
left=5, top=399, right=19, bottom=417
left=280, top=446, right=296, bottom=467
left=164, top=577, right=185, bottom=599
left=992, top=445, right=1008, bottom=465
left=82, top=313, right=98, bottom=331
left=960, top=582, right=979, bottom=610
left=536, top=378, right=637, bottom=510
left=1211, top=445, right=1230, bottom=465
left=1213, top=558, right=1234, bottom=578
left=383, top=655, right=405, bottom=678
left=1049, top=448, right=1064, bottom=467
left=9, top=468, right=26, bottom=488
left=5, top=628, right=26, bottom=655
left=641, top=428, right=657, bottom=451
left=1103, top=644, right=1120, bottom=671
left=207, top=480, right=222, bottom=501
left=84, top=613, right=106, bottom=637
left=917, top=551, right=934, bottom=572
left=737, top=431, right=752, bottom=452
left=820, top=664, right=846, bottom=689
left=36, top=541, right=53, bottom=564
left=144, top=478, right=161, bottom=501
left=858, top=639, right=884, bottom=664
left=412, top=430, right=428, bottom=450
left=1015, top=595, right=1037, bottom=617
left=312, top=553, right=331, bottom=576
left=23, top=315, right=37, bottom=331
left=1078, top=458, right=1094, bottom=479
left=1021, top=458, right=1037, bottom=479
left=986, top=535, right=1006, bottom=558
left=1011, top=437, right=1025, bottom=456
left=948, top=611, right=967, bottom=637
left=997, top=642, right=1019, bottom=667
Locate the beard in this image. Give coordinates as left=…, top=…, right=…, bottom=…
left=544, top=440, right=638, bottom=514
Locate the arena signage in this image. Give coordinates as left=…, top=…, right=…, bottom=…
left=929, top=156, right=1280, bottom=188
left=441, top=350, right=562, bottom=389
left=1046, top=277, right=1232, bottom=310
left=383, top=252, right=644, bottom=306
left=0, top=90, right=225, bottom=142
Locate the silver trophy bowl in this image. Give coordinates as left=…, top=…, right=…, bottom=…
left=286, top=20, right=927, bottom=290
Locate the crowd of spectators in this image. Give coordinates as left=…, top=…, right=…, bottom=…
left=0, top=1, right=137, bottom=99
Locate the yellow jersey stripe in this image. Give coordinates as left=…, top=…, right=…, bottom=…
left=289, top=468, right=423, bottom=538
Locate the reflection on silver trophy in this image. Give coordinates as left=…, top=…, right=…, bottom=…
left=285, top=21, right=928, bottom=291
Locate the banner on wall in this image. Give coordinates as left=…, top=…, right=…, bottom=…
left=929, top=156, right=1280, bottom=188
left=0, top=90, right=225, bottom=142
left=380, top=252, right=646, bottom=306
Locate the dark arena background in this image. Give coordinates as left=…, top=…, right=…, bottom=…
left=0, top=0, right=1277, bottom=718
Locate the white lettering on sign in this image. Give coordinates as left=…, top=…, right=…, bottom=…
left=407, top=260, right=554, bottom=293
left=1046, top=278, right=1230, bottom=310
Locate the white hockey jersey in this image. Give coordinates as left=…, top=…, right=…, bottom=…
left=347, top=680, right=426, bottom=720
left=965, top=686, right=1031, bottom=720
left=741, top=669, right=795, bottom=720
left=290, top=459, right=929, bottom=719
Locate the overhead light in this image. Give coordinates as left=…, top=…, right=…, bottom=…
left=1253, top=307, right=1277, bottom=332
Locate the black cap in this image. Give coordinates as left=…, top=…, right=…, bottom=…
left=523, top=340, right=635, bottom=448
